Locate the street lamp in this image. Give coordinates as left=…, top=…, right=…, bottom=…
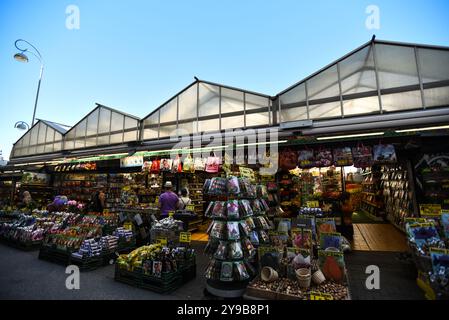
left=13, top=39, right=44, bottom=127
left=14, top=121, right=30, bottom=131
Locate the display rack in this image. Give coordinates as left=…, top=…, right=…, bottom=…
left=359, top=168, right=384, bottom=220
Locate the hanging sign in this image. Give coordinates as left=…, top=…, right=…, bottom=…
left=179, top=232, right=192, bottom=243
left=419, top=204, right=442, bottom=217
left=120, top=156, right=144, bottom=168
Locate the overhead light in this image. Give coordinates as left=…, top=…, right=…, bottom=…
left=316, top=132, right=385, bottom=141
left=395, top=125, right=449, bottom=133
left=14, top=52, right=29, bottom=63
left=236, top=140, right=288, bottom=147
left=14, top=121, right=30, bottom=131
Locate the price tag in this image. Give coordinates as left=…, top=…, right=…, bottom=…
left=179, top=232, right=192, bottom=243
left=154, top=197, right=159, bottom=205
left=239, top=167, right=255, bottom=182
left=123, top=222, right=133, bottom=231
left=186, top=204, right=195, bottom=212
left=419, top=204, right=442, bottom=217
left=168, top=211, right=175, bottom=217
left=306, top=201, right=320, bottom=208
left=157, top=237, right=167, bottom=246
left=309, top=291, right=334, bottom=300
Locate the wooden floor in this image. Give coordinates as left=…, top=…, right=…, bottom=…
left=352, top=223, right=408, bottom=252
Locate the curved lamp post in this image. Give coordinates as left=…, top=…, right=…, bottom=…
left=13, top=39, right=44, bottom=127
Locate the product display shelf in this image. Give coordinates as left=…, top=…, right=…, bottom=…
left=0, top=237, right=42, bottom=251
left=204, top=177, right=263, bottom=298
left=114, top=257, right=196, bottom=294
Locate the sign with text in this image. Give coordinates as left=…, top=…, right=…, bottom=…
left=179, top=232, right=192, bottom=243
left=419, top=204, right=442, bottom=217
left=120, top=156, right=144, bottom=168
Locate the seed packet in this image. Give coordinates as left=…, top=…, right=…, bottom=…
left=160, top=158, right=173, bottom=172
left=210, top=221, right=225, bottom=239
left=243, top=238, right=256, bottom=257
left=316, top=218, right=337, bottom=239
left=229, top=242, right=243, bottom=259
left=208, top=177, right=227, bottom=195
left=227, top=222, right=240, bottom=240
left=260, top=199, right=270, bottom=211
left=294, top=215, right=316, bottom=237
left=258, top=230, right=270, bottom=244
left=227, top=176, right=240, bottom=194
left=212, top=201, right=226, bottom=218
left=203, top=179, right=211, bottom=194
left=275, top=218, right=292, bottom=233
left=251, top=200, right=263, bottom=215
left=204, top=201, right=215, bottom=217
left=244, top=261, right=257, bottom=277
left=257, top=185, right=268, bottom=199
left=333, top=147, right=353, bottom=166
left=373, top=144, right=397, bottom=164
left=259, top=217, right=271, bottom=230
left=239, top=221, right=252, bottom=237
left=298, top=150, right=315, bottom=169
left=430, top=248, right=449, bottom=275
left=152, top=261, right=163, bottom=278
left=291, top=228, right=313, bottom=250
left=441, top=213, right=449, bottom=239
left=220, top=261, right=234, bottom=281
left=240, top=200, right=254, bottom=217
left=320, top=232, right=342, bottom=250
left=319, top=250, right=346, bottom=283
left=234, top=261, right=250, bottom=281
left=249, top=231, right=260, bottom=246
left=214, top=241, right=227, bottom=260
left=245, top=217, right=256, bottom=229
left=226, top=200, right=240, bottom=219
left=314, top=149, right=333, bottom=167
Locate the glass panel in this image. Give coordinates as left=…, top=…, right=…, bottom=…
left=424, top=86, right=449, bottom=108
left=343, top=96, right=380, bottom=116
left=29, top=126, right=39, bottom=147
left=111, top=112, right=124, bottom=134
left=246, top=112, right=269, bottom=127
left=381, top=90, right=423, bottom=112
left=110, top=133, right=123, bottom=144
left=178, top=84, right=198, bottom=121
left=281, top=106, right=308, bottom=122
left=46, top=127, right=55, bottom=144
left=44, top=143, right=54, bottom=153
left=54, top=132, right=62, bottom=142
left=97, top=134, right=110, bottom=146
left=28, top=146, right=36, bottom=154
left=160, top=98, right=177, bottom=124
left=54, top=141, right=62, bottom=151
left=308, top=101, right=342, bottom=119
left=199, top=83, right=219, bottom=117
left=124, top=130, right=137, bottom=142
left=125, top=117, right=138, bottom=130
left=198, top=118, right=220, bottom=133
left=143, top=111, right=159, bottom=126
left=221, top=115, right=245, bottom=130
left=307, top=65, right=340, bottom=100
left=86, top=109, right=99, bottom=137
left=340, top=45, right=377, bottom=94
left=37, top=122, right=46, bottom=144
left=159, top=124, right=177, bottom=138
left=98, top=108, right=111, bottom=134
left=418, top=48, right=449, bottom=83
left=85, top=136, right=97, bottom=147
left=143, top=128, right=158, bottom=140
left=376, top=44, right=419, bottom=89
left=246, top=94, right=269, bottom=111
left=177, top=122, right=195, bottom=135
left=221, top=87, right=244, bottom=114
left=280, top=83, right=306, bottom=109
left=21, top=132, right=30, bottom=148
left=36, top=145, right=44, bottom=153
left=75, top=119, right=87, bottom=139
left=74, top=138, right=85, bottom=149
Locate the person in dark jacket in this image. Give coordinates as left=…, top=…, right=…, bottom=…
left=90, top=187, right=106, bottom=213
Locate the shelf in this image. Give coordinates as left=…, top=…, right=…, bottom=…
left=362, top=200, right=382, bottom=209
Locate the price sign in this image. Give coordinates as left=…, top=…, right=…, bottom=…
left=239, top=167, right=255, bottom=182
left=157, top=237, right=168, bottom=246
left=419, top=204, right=442, bottom=217
left=123, top=222, right=133, bottom=231
left=179, top=232, right=192, bottom=243
left=309, top=291, right=334, bottom=300
left=307, top=201, right=320, bottom=208
left=154, top=197, right=159, bottom=205
left=186, top=205, right=195, bottom=212
left=168, top=211, right=175, bottom=217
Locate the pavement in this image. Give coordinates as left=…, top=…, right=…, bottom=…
left=0, top=242, right=424, bottom=300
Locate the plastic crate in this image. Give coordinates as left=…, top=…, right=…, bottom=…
left=38, top=245, right=72, bottom=266
left=70, top=255, right=104, bottom=272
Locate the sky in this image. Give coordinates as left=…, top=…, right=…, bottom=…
left=0, top=0, right=448, bottom=160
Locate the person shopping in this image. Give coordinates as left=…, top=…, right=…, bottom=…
left=177, top=188, right=192, bottom=210
left=159, top=181, right=179, bottom=217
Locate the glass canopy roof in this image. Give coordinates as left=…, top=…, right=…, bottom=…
left=9, top=39, right=449, bottom=160
left=277, top=40, right=449, bottom=122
